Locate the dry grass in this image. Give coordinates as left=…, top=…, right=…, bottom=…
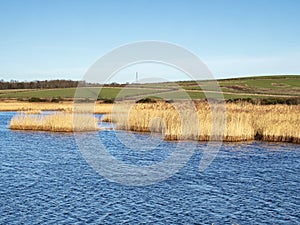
left=23, top=109, right=41, bottom=114
left=0, top=101, right=113, bottom=114
left=108, top=102, right=300, bottom=143
left=4, top=101, right=111, bottom=132
left=10, top=112, right=99, bottom=132
left=5, top=100, right=300, bottom=143
left=101, top=114, right=112, bottom=122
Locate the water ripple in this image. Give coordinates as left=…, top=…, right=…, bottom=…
left=0, top=112, right=299, bottom=224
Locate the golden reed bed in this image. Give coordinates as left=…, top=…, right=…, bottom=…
left=6, top=101, right=110, bottom=132
left=102, top=102, right=300, bottom=144
left=10, top=113, right=99, bottom=132
left=5, top=101, right=300, bottom=143
left=0, top=101, right=113, bottom=114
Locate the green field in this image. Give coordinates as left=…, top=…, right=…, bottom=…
left=180, top=75, right=300, bottom=95
left=0, top=75, right=299, bottom=101
left=0, top=87, right=161, bottom=99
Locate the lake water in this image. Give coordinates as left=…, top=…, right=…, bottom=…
left=0, top=112, right=299, bottom=224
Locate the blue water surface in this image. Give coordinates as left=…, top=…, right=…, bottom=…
left=0, top=112, right=299, bottom=224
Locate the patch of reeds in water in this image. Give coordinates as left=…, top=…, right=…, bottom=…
left=107, top=102, right=300, bottom=143
left=10, top=113, right=99, bottom=132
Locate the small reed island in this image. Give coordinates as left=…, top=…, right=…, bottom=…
left=7, top=101, right=112, bottom=132
left=10, top=113, right=99, bottom=132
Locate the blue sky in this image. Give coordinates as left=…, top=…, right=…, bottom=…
left=0, top=0, right=300, bottom=82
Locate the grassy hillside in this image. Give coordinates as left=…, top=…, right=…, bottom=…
left=179, top=75, right=300, bottom=95
left=0, top=87, right=160, bottom=100
left=0, top=75, right=299, bottom=101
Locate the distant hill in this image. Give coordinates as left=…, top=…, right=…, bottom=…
left=0, top=75, right=299, bottom=103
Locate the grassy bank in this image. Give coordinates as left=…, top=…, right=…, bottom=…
left=104, top=102, right=300, bottom=144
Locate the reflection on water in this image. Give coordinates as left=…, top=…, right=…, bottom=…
left=0, top=112, right=299, bottom=224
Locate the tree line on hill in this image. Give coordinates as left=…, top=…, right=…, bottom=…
left=0, top=79, right=127, bottom=89
left=0, top=79, right=88, bottom=89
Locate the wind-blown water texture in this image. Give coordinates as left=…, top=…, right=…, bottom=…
left=0, top=112, right=299, bottom=224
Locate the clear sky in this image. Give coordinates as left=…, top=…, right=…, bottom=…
left=1, top=0, right=300, bottom=82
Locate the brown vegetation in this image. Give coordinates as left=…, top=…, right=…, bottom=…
left=5, top=100, right=300, bottom=143
left=0, top=101, right=113, bottom=114
left=10, top=113, right=99, bottom=132
left=107, top=102, right=300, bottom=143
left=23, top=109, right=42, bottom=114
